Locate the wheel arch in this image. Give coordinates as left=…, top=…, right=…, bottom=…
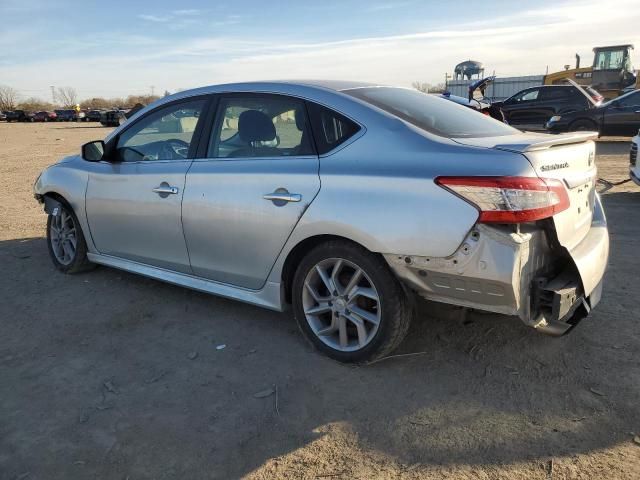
left=568, top=117, right=598, bottom=131
left=280, top=234, right=372, bottom=304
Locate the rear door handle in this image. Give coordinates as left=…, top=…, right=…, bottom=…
left=152, top=185, right=179, bottom=195
left=263, top=192, right=302, bottom=203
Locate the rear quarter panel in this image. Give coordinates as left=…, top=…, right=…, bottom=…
left=268, top=122, right=538, bottom=283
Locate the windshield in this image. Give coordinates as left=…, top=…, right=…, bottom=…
left=594, top=49, right=625, bottom=70
left=344, top=87, right=518, bottom=138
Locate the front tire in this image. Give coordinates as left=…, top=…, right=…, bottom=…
left=569, top=119, right=598, bottom=132
left=292, top=240, right=412, bottom=364
left=46, top=201, right=94, bottom=273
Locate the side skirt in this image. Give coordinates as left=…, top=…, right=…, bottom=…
left=87, top=253, right=284, bottom=312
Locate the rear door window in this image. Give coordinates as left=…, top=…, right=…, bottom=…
left=208, top=94, right=315, bottom=158
left=539, top=88, right=570, bottom=101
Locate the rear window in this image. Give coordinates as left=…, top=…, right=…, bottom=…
left=345, top=87, right=518, bottom=138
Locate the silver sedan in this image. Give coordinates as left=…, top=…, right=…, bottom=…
left=34, top=80, right=609, bottom=363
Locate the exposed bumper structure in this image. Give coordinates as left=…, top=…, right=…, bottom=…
left=385, top=195, right=608, bottom=335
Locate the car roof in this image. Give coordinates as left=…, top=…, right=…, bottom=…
left=274, top=79, right=383, bottom=91
left=172, top=80, right=385, bottom=99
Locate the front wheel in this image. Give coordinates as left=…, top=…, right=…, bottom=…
left=46, top=202, right=94, bottom=273
left=569, top=119, right=598, bottom=132
left=292, top=240, right=412, bottom=364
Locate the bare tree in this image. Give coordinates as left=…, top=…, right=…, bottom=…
left=412, top=81, right=446, bottom=94
left=0, top=85, right=19, bottom=110
left=17, top=97, right=55, bottom=112
left=56, top=87, right=78, bottom=107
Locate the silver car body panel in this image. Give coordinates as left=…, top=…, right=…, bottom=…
left=34, top=80, right=609, bottom=328
left=631, top=134, right=640, bottom=186
left=86, top=252, right=283, bottom=310
left=183, top=155, right=321, bottom=289
left=85, top=159, right=192, bottom=273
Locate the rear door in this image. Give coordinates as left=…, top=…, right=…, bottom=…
left=182, top=93, right=321, bottom=289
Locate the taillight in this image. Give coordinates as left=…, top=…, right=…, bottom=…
left=435, top=176, right=570, bottom=223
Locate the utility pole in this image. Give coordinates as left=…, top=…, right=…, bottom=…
left=150, top=85, right=156, bottom=96
left=50, top=86, right=55, bottom=103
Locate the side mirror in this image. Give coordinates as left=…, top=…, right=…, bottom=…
left=82, top=140, right=105, bottom=161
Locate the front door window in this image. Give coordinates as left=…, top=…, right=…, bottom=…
left=116, top=99, right=206, bottom=162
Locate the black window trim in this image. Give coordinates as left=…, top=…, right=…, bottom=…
left=304, top=100, right=364, bottom=157
left=104, top=94, right=215, bottom=164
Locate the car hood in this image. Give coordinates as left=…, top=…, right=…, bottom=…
left=56, top=154, right=81, bottom=165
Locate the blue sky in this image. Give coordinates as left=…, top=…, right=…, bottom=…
left=1, top=0, right=639, bottom=101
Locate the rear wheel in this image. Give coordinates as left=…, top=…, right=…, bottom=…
left=46, top=201, right=94, bottom=273
left=569, top=119, right=598, bottom=132
left=292, top=240, right=412, bottom=364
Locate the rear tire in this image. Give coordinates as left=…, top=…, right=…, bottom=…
left=46, top=201, right=94, bottom=274
left=292, top=240, right=412, bottom=364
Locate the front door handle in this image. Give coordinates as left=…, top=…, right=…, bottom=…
left=263, top=191, right=302, bottom=203
left=152, top=185, right=179, bottom=195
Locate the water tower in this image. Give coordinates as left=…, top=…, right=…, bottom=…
left=454, top=60, right=484, bottom=80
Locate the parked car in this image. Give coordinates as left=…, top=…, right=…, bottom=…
left=33, top=111, right=57, bottom=122
left=6, top=110, right=35, bottom=122
left=100, top=109, right=126, bottom=127
left=75, top=110, right=86, bottom=122
left=34, top=81, right=608, bottom=363
left=492, top=84, right=603, bottom=130
left=86, top=110, right=103, bottom=122
left=547, top=89, right=640, bottom=136
left=0, top=111, right=7, bottom=121
left=54, top=109, right=76, bottom=121
left=630, top=132, right=639, bottom=186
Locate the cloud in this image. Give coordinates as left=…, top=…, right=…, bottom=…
left=2, top=0, right=639, bottom=99
left=172, top=9, right=201, bottom=16
left=368, top=1, right=416, bottom=12
left=138, top=14, right=170, bottom=22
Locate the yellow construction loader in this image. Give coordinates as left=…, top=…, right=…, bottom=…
left=544, top=44, right=638, bottom=99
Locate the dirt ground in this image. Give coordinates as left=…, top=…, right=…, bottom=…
left=0, top=122, right=639, bottom=480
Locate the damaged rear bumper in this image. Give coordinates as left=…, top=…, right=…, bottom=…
left=384, top=195, right=608, bottom=335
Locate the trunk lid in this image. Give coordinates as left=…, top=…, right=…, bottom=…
left=453, top=132, right=598, bottom=251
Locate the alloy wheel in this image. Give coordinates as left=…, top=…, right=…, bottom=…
left=302, top=258, right=381, bottom=352
left=49, top=209, right=77, bottom=265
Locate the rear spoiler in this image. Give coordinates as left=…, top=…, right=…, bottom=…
left=493, top=132, right=598, bottom=153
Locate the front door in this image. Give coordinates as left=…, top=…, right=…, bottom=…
left=502, top=88, right=543, bottom=127
left=601, top=91, right=640, bottom=136
left=182, top=93, right=320, bottom=289
left=85, top=97, right=208, bottom=273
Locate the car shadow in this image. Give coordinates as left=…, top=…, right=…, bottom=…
left=596, top=140, right=632, bottom=156
left=1, top=191, right=639, bottom=479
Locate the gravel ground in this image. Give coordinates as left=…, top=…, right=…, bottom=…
left=0, top=122, right=639, bottom=479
